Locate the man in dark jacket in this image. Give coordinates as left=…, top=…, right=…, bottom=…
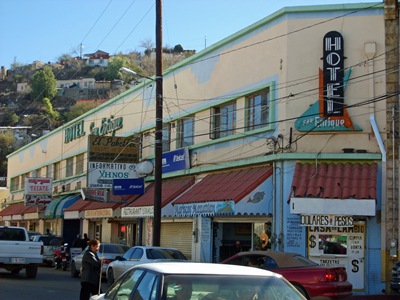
left=80, top=239, right=102, bottom=300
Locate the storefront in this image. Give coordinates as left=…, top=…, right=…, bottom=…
left=121, top=177, right=195, bottom=257
left=172, top=165, right=274, bottom=262
left=290, top=161, right=378, bottom=292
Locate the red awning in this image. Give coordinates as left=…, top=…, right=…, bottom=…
left=173, top=166, right=273, bottom=205
left=64, top=198, right=91, bottom=212
left=128, top=177, right=195, bottom=207
left=0, top=202, right=26, bottom=217
left=291, top=162, right=377, bottom=199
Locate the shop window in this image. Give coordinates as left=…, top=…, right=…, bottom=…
left=320, top=235, right=347, bottom=255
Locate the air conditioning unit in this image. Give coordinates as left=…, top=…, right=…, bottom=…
left=76, top=181, right=81, bottom=189
left=53, top=186, right=58, bottom=193
left=64, top=183, right=71, bottom=192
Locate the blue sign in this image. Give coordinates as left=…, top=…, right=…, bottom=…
left=113, top=178, right=145, bottom=195
left=162, top=148, right=190, bottom=174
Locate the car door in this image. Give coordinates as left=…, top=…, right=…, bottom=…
left=114, top=248, right=144, bottom=280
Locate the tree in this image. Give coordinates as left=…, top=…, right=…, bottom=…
left=103, top=56, right=132, bottom=81
left=30, top=67, right=57, bottom=101
left=173, top=44, right=184, bottom=53
left=64, top=102, right=100, bottom=122
left=0, top=132, right=16, bottom=176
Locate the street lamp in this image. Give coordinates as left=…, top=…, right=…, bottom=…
left=119, top=67, right=153, bottom=81
left=119, top=65, right=163, bottom=246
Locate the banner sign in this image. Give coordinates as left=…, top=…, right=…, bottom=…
left=24, top=177, right=53, bottom=206
left=113, top=178, right=145, bottom=195
left=87, top=162, right=139, bottom=188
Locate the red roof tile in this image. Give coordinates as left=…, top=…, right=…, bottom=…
left=0, top=202, right=26, bottom=216
left=291, top=162, right=377, bottom=199
left=64, top=198, right=91, bottom=212
left=173, top=166, right=273, bottom=204
left=128, top=177, right=195, bottom=207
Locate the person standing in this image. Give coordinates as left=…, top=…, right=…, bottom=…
left=80, top=239, right=102, bottom=300
left=81, top=233, right=90, bottom=250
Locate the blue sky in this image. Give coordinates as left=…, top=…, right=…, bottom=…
left=1, top=0, right=377, bottom=68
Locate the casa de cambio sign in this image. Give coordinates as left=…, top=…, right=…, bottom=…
left=64, top=115, right=123, bottom=144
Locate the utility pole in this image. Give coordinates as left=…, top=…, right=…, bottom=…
left=384, top=0, right=399, bottom=293
left=153, top=0, right=163, bottom=246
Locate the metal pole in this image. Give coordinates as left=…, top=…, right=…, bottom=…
left=153, top=0, right=163, bottom=246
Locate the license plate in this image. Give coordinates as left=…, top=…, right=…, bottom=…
left=11, top=257, right=25, bottom=263
left=62, top=258, right=67, bottom=261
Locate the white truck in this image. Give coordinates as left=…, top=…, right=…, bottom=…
left=0, top=226, right=43, bottom=278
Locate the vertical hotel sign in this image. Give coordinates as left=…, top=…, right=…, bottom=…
left=323, top=31, right=344, bottom=116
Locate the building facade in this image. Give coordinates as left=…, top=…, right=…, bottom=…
left=0, top=3, right=392, bottom=295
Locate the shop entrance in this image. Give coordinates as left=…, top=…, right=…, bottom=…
left=307, top=222, right=365, bottom=291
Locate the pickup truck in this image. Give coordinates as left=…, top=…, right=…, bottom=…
left=0, top=226, right=44, bottom=278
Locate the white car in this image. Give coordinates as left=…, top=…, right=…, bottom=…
left=91, top=262, right=306, bottom=300
left=106, top=246, right=188, bottom=285
left=71, top=243, right=129, bottom=278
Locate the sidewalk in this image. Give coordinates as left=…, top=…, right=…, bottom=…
left=349, top=295, right=399, bottom=299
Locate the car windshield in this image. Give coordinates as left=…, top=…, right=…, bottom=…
left=163, top=274, right=302, bottom=300
left=146, top=249, right=187, bottom=260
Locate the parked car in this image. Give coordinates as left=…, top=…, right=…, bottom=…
left=106, top=246, right=188, bottom=286
left=31, top=235, right=63, bottom=266
left=71, top=243, right=129, bottom=278
left=390, top=260, right=400, bottom=294
left=90, top=262, right=306, bottom=300
left=28, top=231, right=41, bottom=241
left=221, top=250, right=352, bottom=300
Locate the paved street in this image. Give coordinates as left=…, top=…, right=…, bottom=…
left=0, top=265, right=108, bottom=300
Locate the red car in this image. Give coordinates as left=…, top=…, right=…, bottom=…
left=221, top=250, right=352, bottom=300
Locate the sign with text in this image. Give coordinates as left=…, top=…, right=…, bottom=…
left=24, top=178, right=52, bottom=206
left=88, top=162, right=139, bottom=188
left=88, top=135, right=139, bottom=163
left=301, top=214, right=353, bottom=227
left=174, top=201, right=234, bottom=217
left=113, top=178, right=145, bottom=195
left=122, top=206, right=154, bottom=218
left=81, top=188, right=108, bottom=202
left=162, top=148, right=190, bottom=173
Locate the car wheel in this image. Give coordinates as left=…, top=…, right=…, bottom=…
left=71, top=261, right=79, bottom=278
left=292, top=284, right=309, bottom=300
left=107, top=268, right=114, bottom=286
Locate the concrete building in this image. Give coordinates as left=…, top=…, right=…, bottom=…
left=0, top=2, right=394, bottom=295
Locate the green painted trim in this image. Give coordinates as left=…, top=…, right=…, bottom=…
left=145, top=152, right=381, bottom=180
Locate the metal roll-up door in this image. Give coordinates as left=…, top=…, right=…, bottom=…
left=160, top=222, right=193, bottom=259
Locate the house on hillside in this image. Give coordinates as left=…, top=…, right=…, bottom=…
left=83, top=50, right=110, bottom=67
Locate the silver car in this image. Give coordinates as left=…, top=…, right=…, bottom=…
left=91, top=262, right=306, bottom=300
left=106, top=246, right=188, bottom=285
left=71, top=243, right=129, bottom=278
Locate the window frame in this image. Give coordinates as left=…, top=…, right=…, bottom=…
left=245, top=89, right=270, bottom=131
left=177, top=116, right=194, bottom=148
left=210, top=101, right=236, bottom=139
